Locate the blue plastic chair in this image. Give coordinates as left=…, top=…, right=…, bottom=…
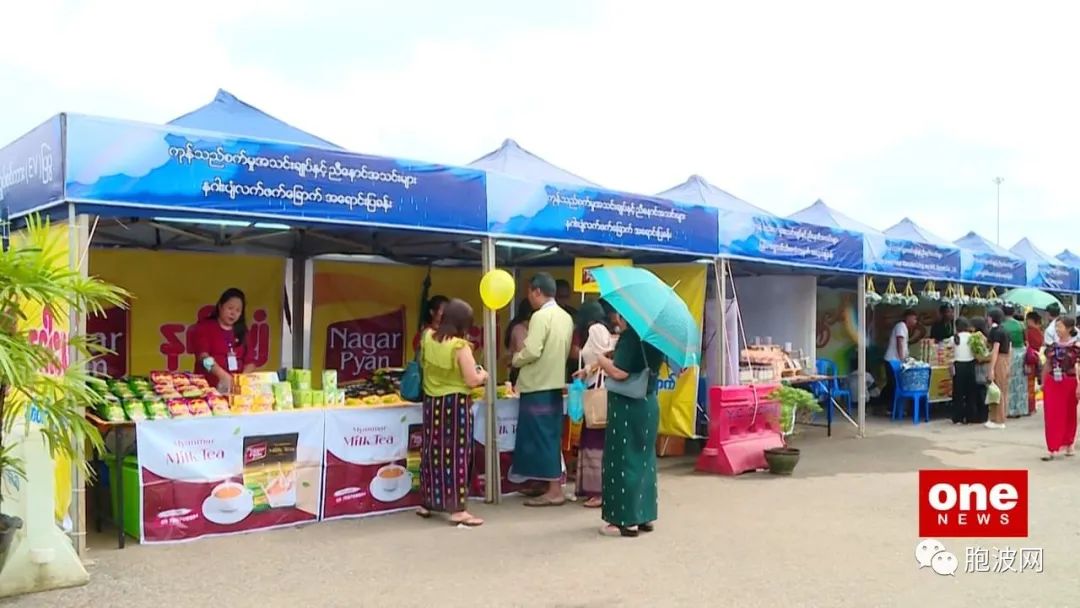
left=812, top=360, right=833, bottom=402
left=888, top=360, right=931, bottom=424
left=817, top=359, right=853, bottom=415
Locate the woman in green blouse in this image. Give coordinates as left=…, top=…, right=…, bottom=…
left=591, top=327, right=662, bottom=537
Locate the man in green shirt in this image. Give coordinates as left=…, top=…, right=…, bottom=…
left=1001, top=305, right=1025, bottom=349
left=1001, top=305, right=1027, bottom=418
left=510, top=273, right=574, bottom=506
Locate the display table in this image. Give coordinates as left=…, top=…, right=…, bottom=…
left=928, top=366, right=952, bottom=403
left=91, top=400, right=527, bottom=546
left=86, top=414, right=135, bottom=549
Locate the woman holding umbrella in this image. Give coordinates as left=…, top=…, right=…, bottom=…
left=586, top=267, right=700, bottom=538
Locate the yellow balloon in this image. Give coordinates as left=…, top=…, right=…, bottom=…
left=480, top=269, right=515, bottom=310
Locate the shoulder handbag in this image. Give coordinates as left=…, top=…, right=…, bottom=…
left=577, top=348, right=609, bottom=429
left=583, top=369, right=608, bottom=429
left=604, top=343, right=653, bottom=401
left=399, top=332, right=425, bottom=403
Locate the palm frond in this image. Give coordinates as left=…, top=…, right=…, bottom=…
left=0, top=213, right=128, bottom=489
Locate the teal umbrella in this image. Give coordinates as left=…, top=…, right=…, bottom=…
left=1002, top=287, right=1061, bottom=310
left=588, top=266, right=700, bottom=370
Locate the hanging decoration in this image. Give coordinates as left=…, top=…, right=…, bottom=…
left=901, top=280, right=919, bottom=307
left=882, top=278, right=902, bottom=306
left=920, top=280, right=941, bottom=302
left=942, top=283, right=963, bottom=309
left=865, top=277, right=882, bottom=307
left=969, top=286, right=987, bottom=308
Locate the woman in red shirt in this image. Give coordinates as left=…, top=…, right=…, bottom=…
left=190, top=288, right=256, bottom=391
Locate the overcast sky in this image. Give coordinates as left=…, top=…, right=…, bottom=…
left=3, top=1, right=1077, bottom=254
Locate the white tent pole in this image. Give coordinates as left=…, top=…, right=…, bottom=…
left=857, top=274, right=867, bottom=437
left=716, top=258, right=728, bottom=385
left=301, top=259, right=314, bottom=369
left=481, top=237, right=501, bottom=503
left=68, top=205, right=88, bottom=557
left=280, top=258, right=294, bottom=370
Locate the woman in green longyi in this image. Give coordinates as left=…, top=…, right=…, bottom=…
left=591, top=326, right=662, bottom=538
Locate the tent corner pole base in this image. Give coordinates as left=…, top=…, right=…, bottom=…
left=481, top=237, right=501, bottom=503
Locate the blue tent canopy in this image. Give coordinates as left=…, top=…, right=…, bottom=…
left=656, top=175, right=771, bottom=216
left=955, top=231, right=1014, bottom=258
left=1058, top=249, right=1080, bottom=267
left=789, top=199, right=878, bottom=234
left=1011, top=238, right=1078, bottom=292
left=468, top=139, right=599, bottom=186
left=953, top=231, right=1027, bottom=287
left=883, top=218, right=956, bottom=249
left=790, top=200, right=961, bottom=280
left=473, top=139, right=718, bottom=255
left=169, top=89, right=343, bottom=150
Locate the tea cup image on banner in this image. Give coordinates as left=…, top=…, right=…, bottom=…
left=202, top=481, right=254, bottom=525
left=369, top=463, right=411, bottom=503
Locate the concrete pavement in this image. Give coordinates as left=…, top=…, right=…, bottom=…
left=4, top=413, right=1077, bottom=608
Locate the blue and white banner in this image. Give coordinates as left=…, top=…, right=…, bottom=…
left=1026, top=261, right=1077, bottom=293
left=867, top=235, right=962, bottom=280
left=960, top=252, right=1027, bottom=287
left=0, top=116, right=64, bottom=217
left=718, top=212, right=864, bottom=272
left=64, top=116, right=488, bottom=233
left=486, top=174, right=719, bottom=255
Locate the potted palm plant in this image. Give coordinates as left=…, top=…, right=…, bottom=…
left=763, top=385, right=823, bottom=475
left=0, top=214, right=126, bottom=574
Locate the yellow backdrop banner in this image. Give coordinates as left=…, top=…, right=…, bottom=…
left=310, top=261, right=705, bottom=437
left=12, top=222, right=74, bottom=524
left=88, top=250, right=284, bottom=377
left=311, top=261, right=491, bottom=386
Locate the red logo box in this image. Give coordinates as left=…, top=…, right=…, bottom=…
left=919, top=470, right=1028, bottom=538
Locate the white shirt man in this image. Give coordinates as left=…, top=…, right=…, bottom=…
left=1045, top=314, right=1060, bottom=347
left=885, top=311, right=917, bottom=362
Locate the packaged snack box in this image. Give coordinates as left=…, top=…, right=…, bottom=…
left=99, top=401, right=126, bottom=423
left=189, top=399, right=212, bottom=417
left=122, top=400, right=148, bottom=422
left=230, top=394, right=254, bottom=415
left=292, top=390, right=312, bottom=409
left=150, top=371, right=172, bottom=384
left=310, top=390, right=324, bottom=408
left=322, top=370, right=338, bottom=392
left=273, top=386, right=294, bottom=410
left=271, top=382, right=291, bottom=403
left=253, top=394, right=275, bottom=413
left=144, top=398, right=168, bottom=420
left=167, top=399, right=191, bottom=418
left=208, top=395, right=230, bottom=416
left=289, top=369, right=312, bottom=391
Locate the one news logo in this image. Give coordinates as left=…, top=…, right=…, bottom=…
left=919, top=470, right=1028, bottom=538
